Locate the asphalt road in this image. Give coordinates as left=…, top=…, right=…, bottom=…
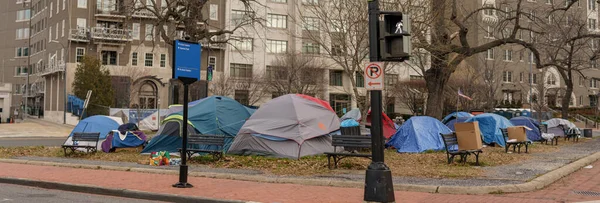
left=0, top=183, right=164, bottom=203
left=0, top=137, right=65, bottom=147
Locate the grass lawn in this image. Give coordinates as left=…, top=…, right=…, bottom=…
left=0, top=138, right=590, bottom=178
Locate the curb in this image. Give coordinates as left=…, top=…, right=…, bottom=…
left=1, top=151, right=600, bottom=195
left=0, top=177, right=245, bottom=203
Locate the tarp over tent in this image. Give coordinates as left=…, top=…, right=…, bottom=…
left=340, top=109, right=361, bottom=121
left=386, top=116, right=452, bottom=153
left=545, top=118, right=577, bottom=137
left=441, top=112, right=473, bottom=124
left=141, top=115, right=197, bottom=153
left=366, top=110, right=396, bottom=139
left=464, top=113, right=514, bottom=147
left=510, top=116, right=542, bottom=141
left=63, top=115, right=123, bottom=151
left=228, top=94, right=339, bottom=159
left=101, top=130, right=147, bottom=153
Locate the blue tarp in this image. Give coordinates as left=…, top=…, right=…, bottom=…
left=69, top=115, right=121, bottom=139
left=173, top=96, right=255, bottom=152
left=445, top=117, right=470, bottom=131
left=341, top=119, right=360, bottom=127
left=385, top=116, right=452, bottom=153
left=465, top=113, right=514, bottom=147
left=510, top=116, right=542, bottom=141
left=441, top=112, right=473, bottom=124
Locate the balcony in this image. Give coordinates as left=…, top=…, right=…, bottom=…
left=40, top=60, right=65, bottom=76
left=90, top=27, right=133, bottom=41
left=70, top=28, right=90, bottom=42
left=132, top=9, right=157, bottom=19
left=95, top=9, right=125, bottom=18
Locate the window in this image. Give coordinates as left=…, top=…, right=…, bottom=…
left=548, top=14, right=553, bottom=24
left=57, top=0, right=60, bottom=14
left=504, top=49, right=513, bottom=61
left=520, top=72, right=524, bottom=82
left=76, top=18, right=87, bottom=29
left=62, top=20, right=65, bottom=37
left=16, top=47, right=29, bottom=57
left=529, top=73, right=538, bottom=84
left=267, top=14, right=287, bottom=28
left=529, top=10, right=536, bottom=22
left=302, top=0, right=318, bottom=5
left=132, top=23, right=140, bottom=40
left=410, top=75, right=424, bottom=80
left=16, top=9, right=31, bottom=21
left=566, top=0, right=572, bottom=6
left=529, top=52, right=535, bottom=64
left=356, top=72, right=364, bottom=87
left=329, top=94, right=350, bottom=116
left=483, top=4, right=494, bottom=16
left=145, top=24, right=154, bottom=41
left=505, top=7, right=513, bottom=18
left=547, top=0, right=553, bottom=4
left=76, top=47, right=85, bottom=62
left=101, top=51, right=117, bottom=65
left=591, top=79, right=598, bottom=88
left=590, top=0, right=596, bottom=10
left=78, top=0, right=87, bottom=8
left=230, top=63, right=253, bottom=78
left=160, top=54, right=166, bottom=67
left=331, top=44, right=343, bottom=56
left=16, top=28, right=29, bottom=39
left=145, top=53, right=153, bottom=66
left=55, top=23, right=59, bottom=40
left=132, top=52, right=138, bottom=66
left=592, top=60, right=598, bottom=69
left=302, top=42, right=320, bottom=54
left=230, top=37, right=253, bottom=51
left=50, top=2, right=53, bottom=17
left=385, top=74, right=399, bottom=89
left=231, top=10, right=252, bottom=26
left=271, top=0, right=287, bottom=2
left=502, top=71, right=513, bottom=82
left=303, top=17, right=319, bottom=31
left=329, top=70, right=343, bottom=86
left=63, top=0, right=66, bottom=10
left=589, top=18, right=597, bottom=30
left=234, top=90, right=249, bottom=105
left=547, top=74, right=557, bottom=85
left=485, top=26, right=493, bottom=38
left=266, top=40, right=287, bottom=53
left=486, top=48, right=494, bottom=60
left=266, top=66, right=285, bottom=79
left=579, top=76, right=584, bottom=86
left=566, top=15, right=573, bottom=26
left=209, top=4, right=218, bottom=20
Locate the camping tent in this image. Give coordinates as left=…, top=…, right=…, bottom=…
left=385, top=116, right=452, bottom=153
left=366, top=110, right=396, bottom=139
left=63, top=115, right=123, bottom=150
left=445, top=117, right=470, bottom=131
left=545, top=118, right=577, bottom=137
left=441, top=112, right=474, bottom=124
left=173, top=96, right=255, bottom=152
left=101, top=130, right=147, bottom=153
left=228, top=94, right=339, bottom=159
left=464, top=113, right=514, bottom=147
left=141, top=115, right=197, bottom=153
left=340, top=109, right=362, bottom=121
left=510, top=116, right=542, bottom=141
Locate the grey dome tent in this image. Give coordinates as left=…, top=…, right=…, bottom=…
left=228, top=94, right=340, bottom=159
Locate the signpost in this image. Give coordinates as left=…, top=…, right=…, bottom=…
left=79, top=90, right=92, bottom=120
left=172, top=39, right=202, bottom=188
left=364, top=62, right=384, bottom=90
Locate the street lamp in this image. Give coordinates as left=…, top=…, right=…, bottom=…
left=50, top=40, right=68, bottom=124
left=2, top=59, right=16, bottom=84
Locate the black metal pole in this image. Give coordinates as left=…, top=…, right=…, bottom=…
left=364, top=0, right=395, bottom=202
left=173, top=83, right=193, bottom=188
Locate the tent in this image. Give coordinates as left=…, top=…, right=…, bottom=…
left=228, top=94, right=339, bottom=159
left=141, top=115, right=198, bottom=153
left=445, top=117, right=470, bottom=131
left=545, top=118, right=577, bottom=137
left=441, top=112, right=474, bottom=124
left=101, top=130, right=147, bottom=153
left=366, top=110, right=396, bottom=139
left=63, top=115, right=123, bottom=150
left=340, top=108, right=362, bottom=121
left=464, top=113, right=514, bottom=147
left=173, top=96, right=256, bottom=152
left=509, top=116, right=542, bottom=141
left=385, top=116, right=452, bottom=153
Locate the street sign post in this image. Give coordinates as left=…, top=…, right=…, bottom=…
left=364, top=62, right=384, bottom=90
left=172, top=39, right=202, bottom=189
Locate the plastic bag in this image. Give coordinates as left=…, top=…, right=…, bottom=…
left=149, top=151, right=171, bottom=166
left=341, top=119, right=360, bottom=127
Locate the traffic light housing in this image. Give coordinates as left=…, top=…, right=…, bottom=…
left=380, top=12, right=411, bottom=62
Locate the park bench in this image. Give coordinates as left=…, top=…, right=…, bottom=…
left=500, top=128, right=531, bottom=154
left=61, top=132, right=101, bottom=156
left=440, top=132, right=482, bottom=166
left=178, top=134, right=226, bottom=160
left=564, top=127, right=580, bottom=142
left=539, top=124, right=559, bottom=145
left=325, top=135, right=372, bottom=169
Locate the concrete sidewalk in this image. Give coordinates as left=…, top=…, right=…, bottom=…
left=0, top=119, right=71, bottom=138
left=2, top=161, right=600, bottom=203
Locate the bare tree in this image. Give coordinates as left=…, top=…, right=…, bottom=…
left=209, top=72, right=268, bottom=106
left=391, top=79, right=426, bottom=115
left=264, top=53, right=327, bottom=97
left=112, top=65, right=151, bottom=107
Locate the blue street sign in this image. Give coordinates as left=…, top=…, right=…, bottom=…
left=173, top=40, right=202, bottom=82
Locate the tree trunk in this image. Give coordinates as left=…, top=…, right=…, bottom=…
left=561, top=81, right=573, bottom=119
left=424, top=55, right=451, bottom=119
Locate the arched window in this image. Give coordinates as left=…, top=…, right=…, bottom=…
left=138, top=81, right=157, bottom=109
left=547, top=74, right=557, bottom=85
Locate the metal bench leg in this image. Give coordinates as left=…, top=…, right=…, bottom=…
left=334, top=156, right=339, bottom=169
left=475, top=153, right=480, bottom=166
left=327, top=155, right=332, bottom=169
left=448, top=155, right=455, bottom=164
left=505, top=145, right=509, bottom=153
left=517, top=144, right=521, bottom=154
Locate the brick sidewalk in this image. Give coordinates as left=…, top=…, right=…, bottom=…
left=1, top=161, right=600, bottom=203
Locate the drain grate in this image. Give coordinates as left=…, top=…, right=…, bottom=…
left=572, top=190, right=600, bottom=196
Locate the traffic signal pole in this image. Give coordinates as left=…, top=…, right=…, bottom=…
left=364, top=0, right=395, bottom=202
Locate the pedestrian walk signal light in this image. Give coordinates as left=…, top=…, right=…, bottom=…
left=380, top=12, right=411, bottom=62
left=207, top=65, right=213, bottom=81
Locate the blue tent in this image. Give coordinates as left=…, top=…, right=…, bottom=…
left=141, top=115, right=198, bottom=153
left=68, top=115, right=122, bottom=139
left=465, top=113, right=514, bottom=147
left=441, top=112, right=473, bottom=124
left=510, top=116, right=542, bottom=141
left=445, top=117, right=470, bottom=131
left=385, top=116, right=452, bottom=153
left=173, top=96, right=256, bottom=152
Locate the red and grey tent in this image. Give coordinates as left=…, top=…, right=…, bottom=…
left=228, top=94, right=340, bottom=159
left=366, top=110, right=397, bottom=139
